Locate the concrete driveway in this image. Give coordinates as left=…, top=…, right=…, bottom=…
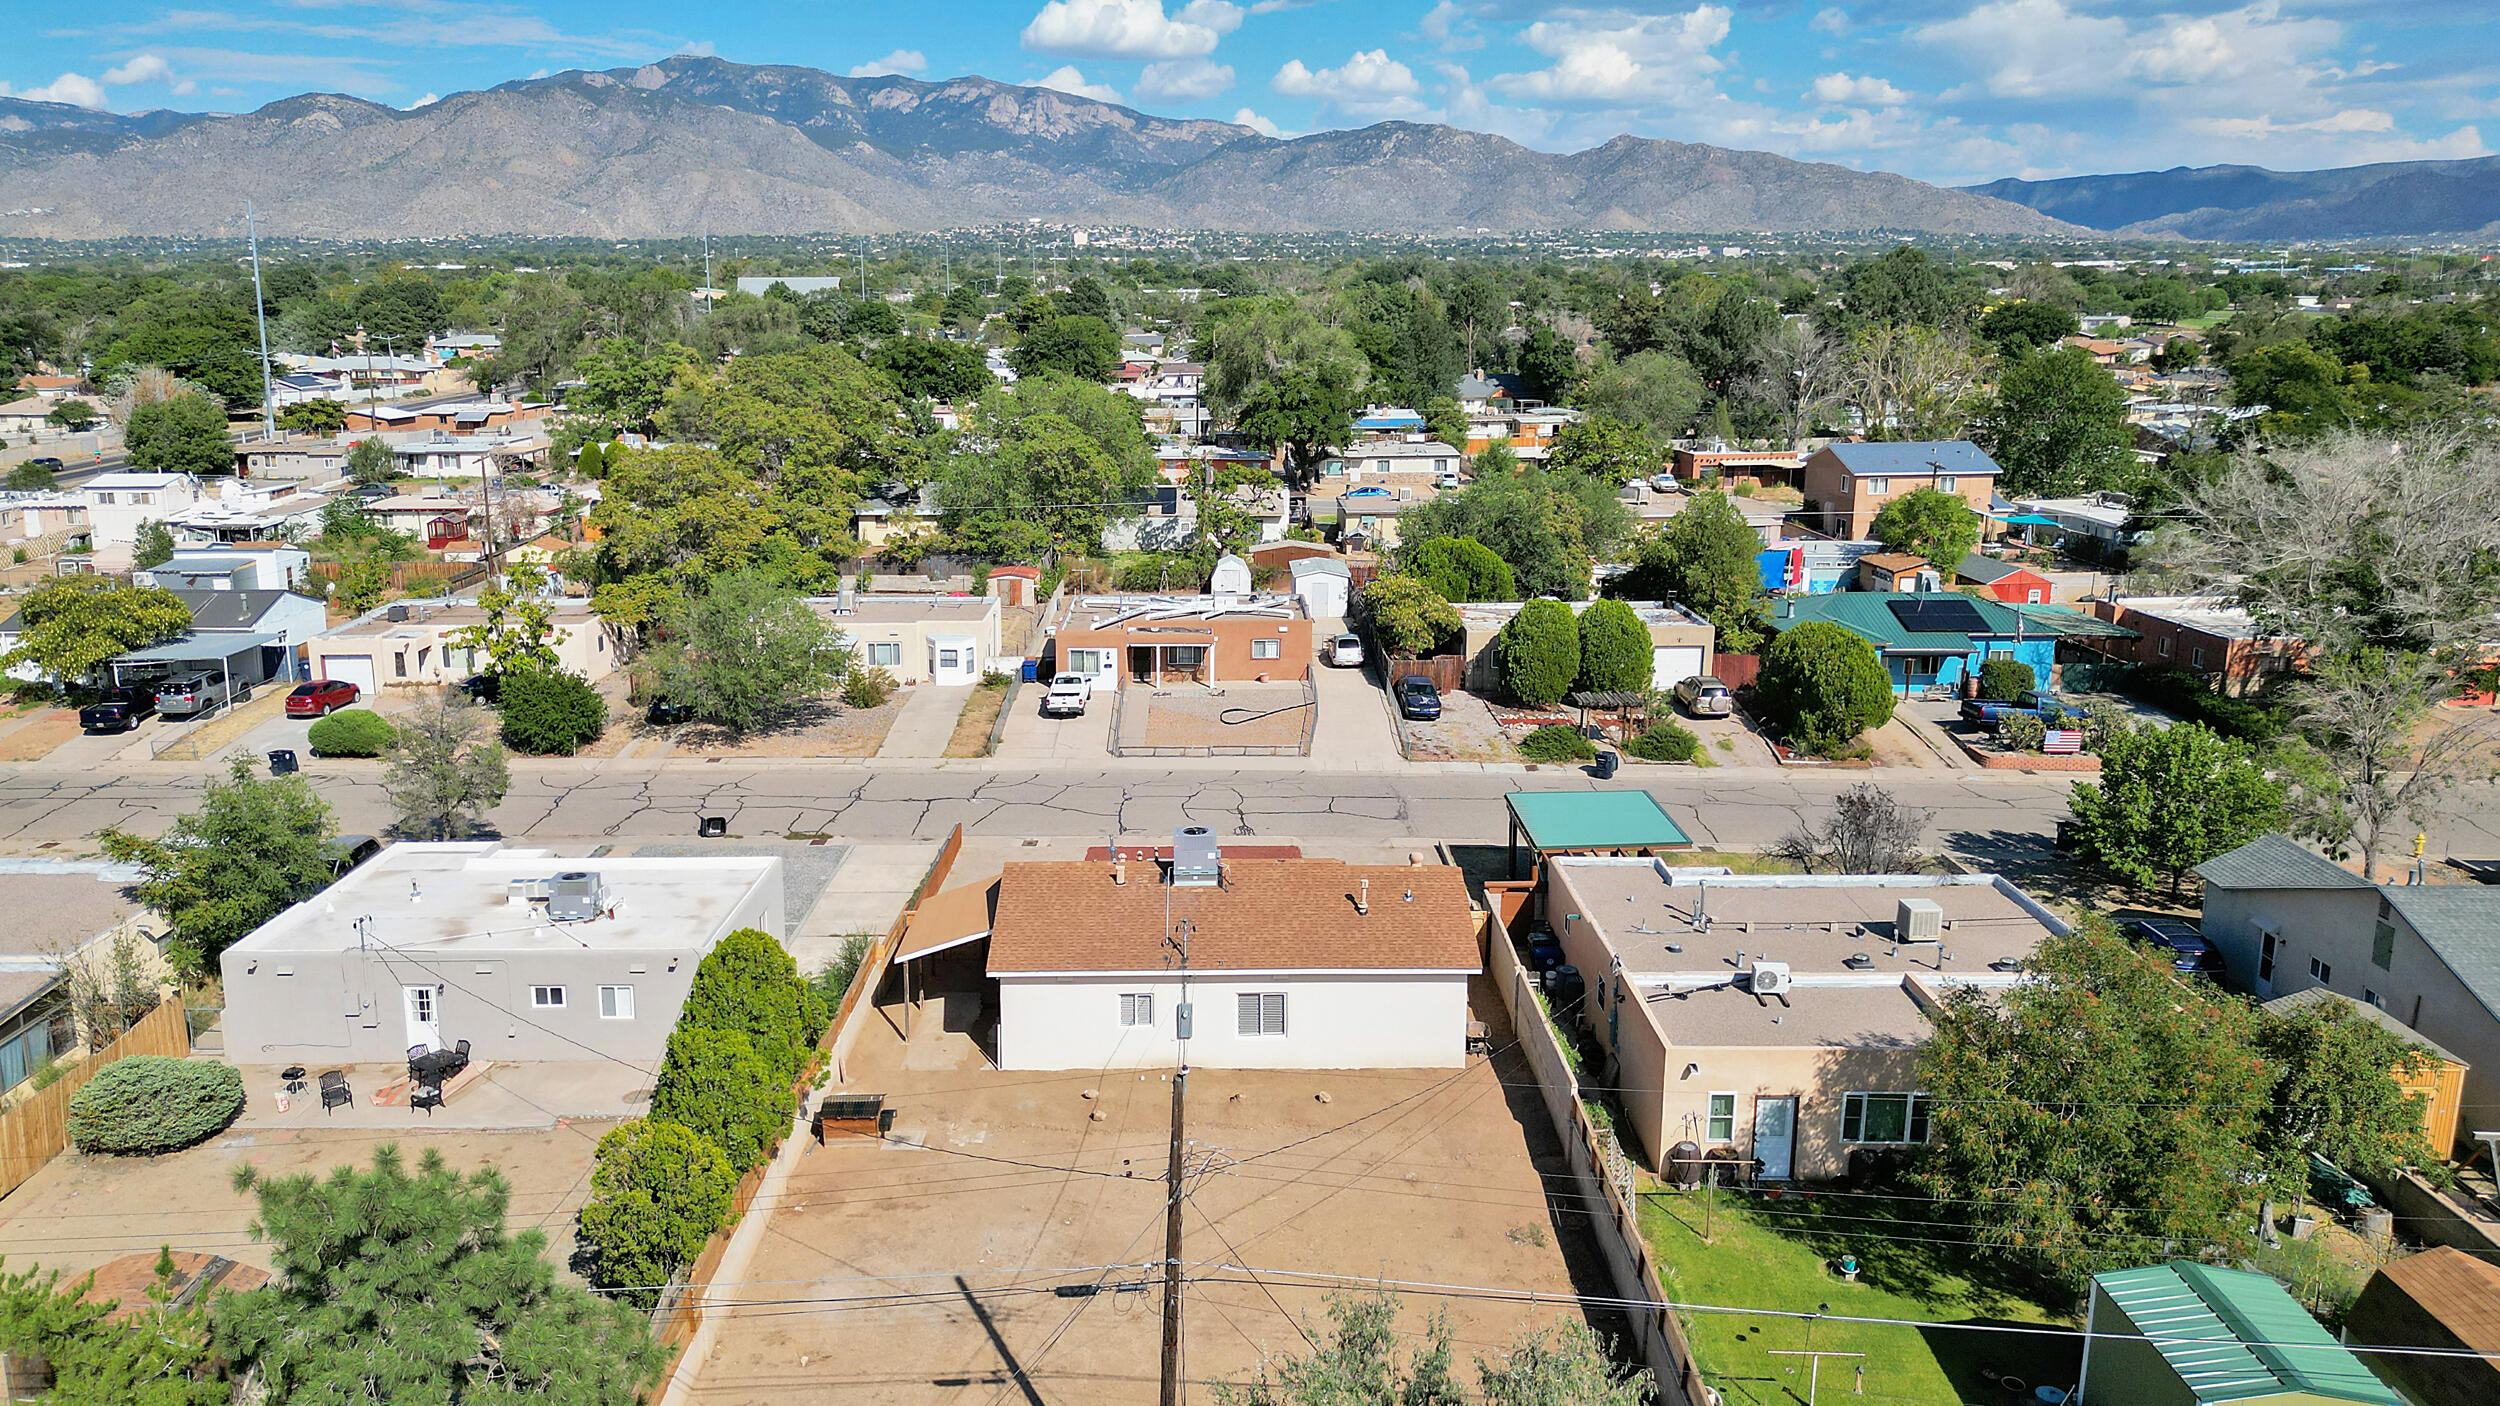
left=1305, top=618, right=1400, bottom=770
left=990, top=678, right=1115, bottom=762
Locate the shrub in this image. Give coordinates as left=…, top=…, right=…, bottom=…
left=1497, top=600, right=1580, bottom=707
left=497, top=669, right=608, bottom=755
left=650, top=1027, right=790, bottom=1174
left=578, top=1118, right=737, bottom=1306
left=305, top=708, right=394, bottom=758
left=1754, top=621, right=1895, bottom=756
left=679, top=927, right=827, bottom=1083
left=2123, top=666, right=2283, bottom=744
left=1400, top=536, right=1515, bottom=603
left=841, top=666, right=896, bottom=709
left=1575, top=598, right=1652, bottom=694
left=66, top=1056, right=244, bottom=1155
left=1977, top=656, right=2036, bottom=702
left=814, top=934, right=875, bottom=1012
left=1355, top=575, right=1461, bottom=658
left=1518, top=724, right=1596, bottom=763
left=1623, top=722, right=1701, bottom=762
left=1999, top=713, right=2048, bottom=752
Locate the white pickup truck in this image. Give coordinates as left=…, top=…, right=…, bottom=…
left=1041, top=674, right=1091, bottom=717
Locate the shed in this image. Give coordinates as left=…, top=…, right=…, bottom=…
left=1958, top=552, right=2054, bottom=604
left=2262, top=987, right=2468, bottom=1156
left=1210, top=552, right=1253, bottom=596
left=1503, top=790, right=1691, bottom=879
left=2083, top=1260, right=2400, bottom=1406
left=2344, top=1248, right=2500, bottom=1406
left=1290, top=556, right=1352, bottom=619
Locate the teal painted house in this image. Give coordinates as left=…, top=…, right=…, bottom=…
left=1763, top=591, right=2136, bottom=694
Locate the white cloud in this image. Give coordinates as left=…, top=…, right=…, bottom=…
left=849, top=49, right=928, bottom=78
left=0, top=72, right=110, bottom=109
left=1807, top=72, right=1909, bottom=107
left=1917, top=1, right=2341, bottom=101
left=677, top=40, right=717, bottom=58
left=1022, top=0, right=1237, bottom=60
left=1915, top=0, right=2128, bottom=99
left=1232, top=105, right=1286, bottom=137
left=1810, top=7, right=1850, bottom=36
left=1272, top=49, right=1426, bottom=119
left=1136, top=57, right=1236, bottom=101
left=405, top=92, right=440, bottom=109
left=1419, top=1, right=1484, bottom=52
left=102, top=54, right=176, bottom=86
left=1036, top=64, right=1125, bottom=103
left=1490, top=5, right=1732, bottom=106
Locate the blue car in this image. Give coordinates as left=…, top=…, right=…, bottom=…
left=1394, top=675, right=1442, bottom=720
left=2125, top=917, right=2224, bottom=979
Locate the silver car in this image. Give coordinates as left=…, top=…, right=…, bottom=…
left=1673, top=675, right=1733, bottom=718
left=156, top=672, right=241, bottom=717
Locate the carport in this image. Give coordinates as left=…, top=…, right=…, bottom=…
left=107, top=632, right=281, bottom=701
left=1503, top=789, right=1692, bottom=879
left=888, top=879, right=998, bottom=1043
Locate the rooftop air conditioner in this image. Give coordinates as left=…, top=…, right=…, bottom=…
left=1171, top=826, right=1221, bottom=888
left=1897, top=898, right=1944, bottom=944
left=1748, top=961, right=1792, bottom=997
left=548, top=871, right=605, bottom=922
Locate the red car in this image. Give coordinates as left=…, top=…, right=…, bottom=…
left=286, top=679, right=361, bottom=718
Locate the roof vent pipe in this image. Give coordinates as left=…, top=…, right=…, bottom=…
left=1114, top=859, right=1127, bottom=887
left=1357, top=878, right=1370, bottom=915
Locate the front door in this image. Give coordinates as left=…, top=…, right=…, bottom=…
left=1129, top=645, right=1155, bottom=683
left=403, top=985, right=441, bottom=1052
left=1753, top=1095, right=1797, bottom=1180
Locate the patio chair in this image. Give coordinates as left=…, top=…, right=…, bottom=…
left=407, top=1043, right=427, bottom=1063
left=453, top=1039, right=471, bottom=1063
left=318, top=1070, right=351, bottom=1114
left=410, top=1083, right=444, bottom=1117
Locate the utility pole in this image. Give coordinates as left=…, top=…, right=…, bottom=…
left=1159, top=915, right=1194, bottom=1406
left=245, top=200, right=276, bottom=441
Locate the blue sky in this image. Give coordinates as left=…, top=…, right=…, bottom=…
left=9, top=1, right=2496, bottom=185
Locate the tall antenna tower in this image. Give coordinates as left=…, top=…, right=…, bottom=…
left=245, top=200, right=276, bottom=440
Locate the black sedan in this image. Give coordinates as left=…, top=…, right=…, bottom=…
left=1394, top=675, right=1442, bottom=721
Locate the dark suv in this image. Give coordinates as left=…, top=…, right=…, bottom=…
left=2124, top=917, right=2225, bottom=979
left=78, top=688, right=157, bottom=733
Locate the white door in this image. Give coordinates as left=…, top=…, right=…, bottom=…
left=1753, top=1096, right=1797, bottom=1180
left=403, top=985, right=441, bottom=1052
left=1652, top=645, right=1706, bottom=690
left=327, top=655, right=377, bottom=693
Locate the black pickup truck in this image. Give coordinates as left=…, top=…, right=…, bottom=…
left=77, top=688, right=157, bottom=733
left=1959, top=689, right=2081, bottom=729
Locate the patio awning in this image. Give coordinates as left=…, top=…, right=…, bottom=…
left=896, top=880, right=998, bottom=963
left=1995, top=513, right=2062, bottom=527
left=113, top=631, right=280, bottom=666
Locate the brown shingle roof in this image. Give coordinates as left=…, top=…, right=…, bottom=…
left=985, top=859, right=1480, bottom=975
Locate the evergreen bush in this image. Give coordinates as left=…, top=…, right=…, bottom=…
left=1575, top=598, right=1653, bottom=694
left=1977, top=656, right=2036, bottom=702
left=1497, top=600, right=1580, bottom=707
left=578, top=1118, right=736, bottom=1306
left=305, top=708, right=394, bottom=757
left=1623, top=722, right=1701, bottom=762
left=1518, top=724, right=1596, bottom=763
left=66, top=1056, right=244, bottom=1155
left=497, top=669, right=608, bottom=755
left=1754, top=621, right=1895, bottom=756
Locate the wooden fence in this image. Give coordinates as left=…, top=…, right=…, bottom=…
left=1710, top=652, right=1761, bottom=690
left=1386, top=654, right=1464, bottom=694
left=0, top=998, right=191, bottom=1200
left=645, top=825, right=968, bottom=1389
left=307, top=560, right=490, bottom=596
left=1485, top=924, right=1710, bottom=1406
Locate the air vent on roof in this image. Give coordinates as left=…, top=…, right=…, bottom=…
left=1171, top=826, right=1220, bottom=888
left=548, top=871, right=605, bottom=922
left=1897, top=898, right=1943, bottom=944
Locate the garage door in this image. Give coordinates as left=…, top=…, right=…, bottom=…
left=1652, top=646, right=1706, bottom=690
left=325, top=655, right=377, bottom=694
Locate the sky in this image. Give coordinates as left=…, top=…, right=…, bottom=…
left=6, top=1, right=2496, bottom=187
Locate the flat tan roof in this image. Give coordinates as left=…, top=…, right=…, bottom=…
left=814, top=596, right=997, bottom=625
left=1644, top=978, right=1936, bottom=1049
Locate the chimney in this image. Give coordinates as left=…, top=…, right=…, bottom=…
left=1356, top=879, right=1370, bottom=915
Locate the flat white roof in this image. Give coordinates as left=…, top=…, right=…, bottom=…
left=227, top=842, right=780, bottom=959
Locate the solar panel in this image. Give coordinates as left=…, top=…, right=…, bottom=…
left=1887, top=597, right=1991, bottom=635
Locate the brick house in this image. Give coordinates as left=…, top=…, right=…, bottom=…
left=1046, top=594, right=1313, bottom=691
left=1799, top=442, right=2001, bottom=541
left=2087, top=595, right=2301, bottom=696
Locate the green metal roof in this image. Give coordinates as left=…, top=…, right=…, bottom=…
left=1505, top=791, right=1691, bottom=852
left=2094, top=1261, right=2399, bottom=1404
left=1766, top=592, right=2135, bottom=654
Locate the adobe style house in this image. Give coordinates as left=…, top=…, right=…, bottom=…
left=809, top=592, right=1002, bottom=687
left=1800, top=441, right=2001, bottom=541
left=1670, top=448, right=1805, bottom=486
left=1047, top=593, right=1312, bottom=691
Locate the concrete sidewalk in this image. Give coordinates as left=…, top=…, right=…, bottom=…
left=873, top=683, right=972, bottom=759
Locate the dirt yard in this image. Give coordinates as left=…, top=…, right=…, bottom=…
left=1125, top=683, right=1311, bottom=752
left=684, top=977, right=1607, bottom=1405
left=943, top=683, right=1013, bottom=758
left=1396, top=689, right=1515, bottom=763
left=0, top=706, right=78, bottom=761
left=0, top=1120, right=620, bottom=1285
left=584, top=690, right=909, bottom=761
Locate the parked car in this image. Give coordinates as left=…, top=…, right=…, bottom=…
left=646, top=699, right=695, bottom=725
left=286, top=679, right=360, bottom=718
left=155, top=673, right=239, bottom=718
left=2123, top=917, right=2225, bottom=979
left=322, top=834, right=383, bottom=878
left=1329, top=634, right=1365, bottom=669
left=1436, top=469, right=1462, bottom=490
left=77, top=687, right=157, bottom=733
left=457, top=673, right=501, bottom=705
left=26, top=457, right=63, bottom=471
left=1394, top=675, right=1442, bottom=721
left=1673, top=675, right=1734, bottom=718
left=1041, top=674, right=1091, bottom=718
left=1650, top=473, right=1679, bottom=493
left=1959, top=689, right=2081, bottom=729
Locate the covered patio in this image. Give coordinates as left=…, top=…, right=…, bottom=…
left=885, top=879, right=998, bottom=1053
left=1503, top=789, right=1692, bottom=879
left=1125, top=630, right=1213, bottom=686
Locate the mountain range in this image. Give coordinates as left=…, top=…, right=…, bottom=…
left=1964, top=158, right=2500, bottom=241
left=0, top=56, right=2080, bottom=241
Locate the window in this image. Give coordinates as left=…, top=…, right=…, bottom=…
left=1119, top=993, right=1155, bottom=1028
left=2159, top=637, right=2174, bottom=658
left=1705, top=1092, right=1736, bottom=1143
left=531, top=985, right=566, bottom=1009
left=2191, top=646, right=2206, bottom=668
left=2373, top=922, right=2396, bottom=969
left=1936, top=475, right=1956, bottom=492
left=1865, top=477, right=1890, bottom=495
left=2309, top=956, right=2332, bottom=983
left=1068, top=648, right=1107, bottom=676
left=1167, top=646, right=1207, bottom=670
left=1237, top=992, right=1286, bottom=1037
left=937, top=649, right=962, bottom=669
left=393, top=652, right=408, bottom=679
left=2364, top=988, right=2383, bottom=1009
left=2260, top=931, right=2278, bottom=983
left=865, top=641, right=901, bottom=667
left=598, top=985, right=635, bottom=1020
left=94, top=493, right=114, bottom=505
left=1251, top=638, right=1280, bottom=659
left=2027, top=589, right=2044, bottom=604
left=1841, top=1092, right=1931, bottom=1144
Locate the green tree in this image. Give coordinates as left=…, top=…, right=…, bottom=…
left=2229, top=342, right=2361, bottom=440
left=2255, top=1000, right=2437, bottom=1190
left=1754, top=620, right=1894, bottom=755
left=1353, top=574, right=1461, bottom=658
left=1398, top=536, right=1514, bottom=603
left=1212, top=1290, right=1643, bottom=1406
left=0, top=1255, right=221, bottom=1406
left=939, top=283, right=986, bottom=333
left=276, top=398, right=348, bottom=435
left=1977, top=300, right=2081, bottom=359
left=1204, top=300, right=1370, bottom=486
left=2, top=577, right=193, bottom=683
left=43, top=398, right=102, bottom=432
left=939, top=384, right=1157, bottom=560
left=1838, top=246, right=1975, bottom=329
left=1618, top=492, right=1765, bottom=651
left=678, top=927, right=828, bottom=1083
left=123, top=392, right=233, bottom=476
left=842, top=297, right=904, bottom=339
left=352, top=278, right=448, bottom=345
left=382, top=694, right=511, bottom=841
left=1868, top=486, right=1981, bottom=570
left=1420, top=395, right=1469, bottom=459
left=497, top=669, right=609, bottom=756
left=331, top=559, right=391, bottom=617
left=216, top=1145, right=664, bottom=1405
left=1009, top=315, right=1120, bottom=381
left=1917, top=924, right=2272, bottom=1288
left=2067, top=722, right=2287, bottom=896
left=1575, top=596, right=1651, bottom=693
left=1572, top=350, right=1704, bottom=445
left=133, top=520, right=177, bottom=570
left=447, top=578, right=565, bottom=678
left=571, top=338, right=691, bottom=437
left=1514, top=323, right=1579, bottom=404
left=1976, top=656, right=2035, bottom=701
left=872, top=337, right=993, bottom=402
left=6, top=461, right=56, bottom=490
left=650, top=1027, right=790, bottom=1173
left=644, top=570, right=846, bottom=733
left=1979, top=346, right=2135, bottom=498
left=98, top=756, right=334, bottom=975
left=1546, top=415, right=1660, bottom=483
left=576, top=1119, right=736, bottom=1307
left=1400, top=469, right=1604, bottom=601
left=1496, top=599, right=1579, bottom=707
left=1056, top=275, right=1114, bottom=325
left=345, top=436, right=395, bottom=485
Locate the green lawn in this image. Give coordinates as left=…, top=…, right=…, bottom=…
left=1639, top=1189, right=2079, bottom=1405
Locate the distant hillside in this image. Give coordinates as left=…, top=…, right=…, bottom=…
left=0, top=55, right=2081, bottom=239
left=1963, top=157, right=2500, bottom=240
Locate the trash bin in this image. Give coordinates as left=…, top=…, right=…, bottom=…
left=1021, top=658, right=1040, bottom=683
left=1592, top=748, right=1619, bottom=780
left=698, top=816, right=728, bottom=838
left=267, top=749, right=299, bottom=775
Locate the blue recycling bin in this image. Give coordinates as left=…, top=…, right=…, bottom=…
left=1021, top=658, right=1040, bottom=682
